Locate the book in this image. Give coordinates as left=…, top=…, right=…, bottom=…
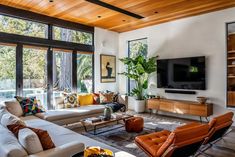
left=85, top=117, right=102, bottom=123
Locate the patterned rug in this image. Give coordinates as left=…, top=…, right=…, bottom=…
left=80, top=113, right=190, bottom=157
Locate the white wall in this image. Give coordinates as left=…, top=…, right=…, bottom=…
left=94, top=27, right=119, bottom=92
left=119, top=7, right=235, bottom=119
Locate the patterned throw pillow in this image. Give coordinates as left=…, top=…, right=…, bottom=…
left=92, top=93, right=100, bottom=104
left=99, top=92, right=114, bottom=104
left=15, top=96, right=44, bottom=116
left=64, top=93, right=79, bottom=108
left=112, top=93, right=119, bottom=102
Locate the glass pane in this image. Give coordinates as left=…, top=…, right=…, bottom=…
left=128, top=38, right=148, bottom=92
left=0, top=44, right=16, bottom=103
left=53, top=26, right=92, bottom=45
left=0, top=15, right=48, bottom=38
left=52, top=50, right=72, bottom=107
left=23, top=47, right=47, bottom=109
left=77, top=54, right=93, bottom=93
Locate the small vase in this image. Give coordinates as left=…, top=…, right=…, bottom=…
left=104, top=106, right=112, bottom=120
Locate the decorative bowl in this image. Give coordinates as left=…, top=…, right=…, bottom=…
left=84, top=146, right=114, bottom=157
left=196, top=96, right=207, bottom=104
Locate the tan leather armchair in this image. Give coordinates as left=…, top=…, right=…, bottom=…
left=135, top=123, right=209, bottom=157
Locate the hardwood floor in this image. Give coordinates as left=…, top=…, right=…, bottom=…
left=198, top=127, right=235, bottom=157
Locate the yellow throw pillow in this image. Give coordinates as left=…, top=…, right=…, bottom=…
left=79, top=94, right=94, bottom=106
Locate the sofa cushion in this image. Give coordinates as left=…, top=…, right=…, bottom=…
left=64, top=93, right=79, bottom=108
left=4, top=100, right=23, bottom=117
left=18, top=128, right=43, bottom=154
left=79, top=94, right=94, bottom=106
left=99, top=92, right=114, bottom=104
left=8, top=124, right=55, bottom=150
left=15, top=96, right=44, bottom=116
left=35, top=105, right=105, bottom=122
left=1, top=112, right=25, bottom=127
left=0, top=124, right=28, bottom=157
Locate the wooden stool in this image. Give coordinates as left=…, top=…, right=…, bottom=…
left=125, top=117, right=144, bottom=133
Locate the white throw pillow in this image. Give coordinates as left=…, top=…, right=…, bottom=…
left=1, top=112, right=25, bottom=127
left=5, top=100, right=23, bottom=117
left=18, top=128, right=43, bottom=155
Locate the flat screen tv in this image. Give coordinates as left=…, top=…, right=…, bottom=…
left=157, top=56, right=206, bottom=90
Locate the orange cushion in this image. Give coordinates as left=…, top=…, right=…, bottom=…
left=79, top=94, right=94, bottom=106
left=135, top=130, right=171, bottom=156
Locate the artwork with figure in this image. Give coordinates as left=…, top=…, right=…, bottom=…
left=100, top=54, right=116, bottom=82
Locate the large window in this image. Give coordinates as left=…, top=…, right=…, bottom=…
left=0, top=15, right=48, bottom=38
left=23, top=47, right=47, bottom=108
left=0, top=10, right=94, bottom=108
left=0, top=44, right=16, bottom=103
left=53, top=26, right=93, bottom=45
left=128, top=38, right=147, bottom=93
left=77, top=54, right=93, bottom=93
left=52, top=50, right=72, bottom=105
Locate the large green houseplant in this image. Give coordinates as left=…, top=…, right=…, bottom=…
left=119, top=55, right=157, bottom=112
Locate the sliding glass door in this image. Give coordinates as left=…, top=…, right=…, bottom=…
left=23, top=46, right=48, bottom=108
left=77, top=53, right=93, bottom=93
left=0, top=44, right=16, bottom=103
left=52, top=50, right=72, bottom=108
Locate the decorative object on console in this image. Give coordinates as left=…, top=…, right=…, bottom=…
left=100, top=54, right=116, bottom=83
left=196, top=96, right=207, bottom=104
left=119, top=54, right=157, bottom=113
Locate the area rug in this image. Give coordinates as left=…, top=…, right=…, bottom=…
left=80, top=114, right=189, bottom=157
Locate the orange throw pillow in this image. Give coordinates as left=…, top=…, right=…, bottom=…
left=7, top=124, right=55, bottom=150
left=79, top=94, right=94, bottom=106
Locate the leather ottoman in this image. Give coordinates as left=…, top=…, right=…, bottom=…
left=125, top=117, right=144, bottom=133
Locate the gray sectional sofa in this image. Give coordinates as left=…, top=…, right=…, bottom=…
left=0, top=99, right=134, bottom=157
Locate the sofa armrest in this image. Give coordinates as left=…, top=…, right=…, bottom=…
left=117, top=95, right=128, bottom=106
left=29, top=141, right=85, bottom=157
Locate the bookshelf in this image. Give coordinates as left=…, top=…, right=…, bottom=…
left=227, top=33, right=235, bottom=107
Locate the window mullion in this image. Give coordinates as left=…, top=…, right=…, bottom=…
left=16, top=43, right=23, bottom=96
left=72, top=50, right=77, bottom=93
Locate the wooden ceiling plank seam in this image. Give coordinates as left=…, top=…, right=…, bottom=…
left=114, top=1, right=235, bottom=32
left=109, top=0, right=232, bottom=31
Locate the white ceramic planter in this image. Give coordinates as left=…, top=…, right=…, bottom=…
left=134, top=99, right=146, bottom=113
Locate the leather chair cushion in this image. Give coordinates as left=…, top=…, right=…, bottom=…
left=135, top=130, right=171, bottom=156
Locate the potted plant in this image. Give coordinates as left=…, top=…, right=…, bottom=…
left=119, top=55, right=157, bottom=113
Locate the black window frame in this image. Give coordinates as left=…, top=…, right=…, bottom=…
left=0, top=5, right=94, bottom=109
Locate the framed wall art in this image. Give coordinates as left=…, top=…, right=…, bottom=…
left=100, top=54, right=116, bottom=83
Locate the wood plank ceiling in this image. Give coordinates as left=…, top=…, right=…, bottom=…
left=1, top=0, right=235, bottom=32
